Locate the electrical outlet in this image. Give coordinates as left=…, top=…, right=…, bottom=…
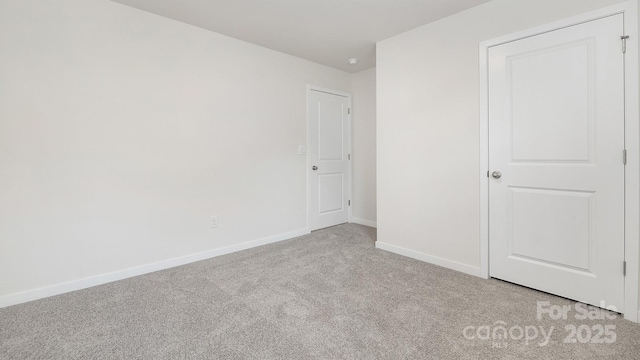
left=210, top=216, right=218, bottom=228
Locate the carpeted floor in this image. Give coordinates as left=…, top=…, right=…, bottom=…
left=1, top=224, right=640, bottom=359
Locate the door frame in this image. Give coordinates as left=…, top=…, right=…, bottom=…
left=479, top=1, right=639, bottom=322
left=306, top=85, right=353, bottom=231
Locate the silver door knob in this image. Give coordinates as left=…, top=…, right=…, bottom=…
left=491, top=171, right=502, bottom=179
left=312, top=166, right=318, bottom=171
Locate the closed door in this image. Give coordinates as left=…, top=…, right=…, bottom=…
left=308, top=89, right=350, bottom=231
left=488, top=14, right=625, bottom=310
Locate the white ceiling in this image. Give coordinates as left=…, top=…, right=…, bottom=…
left=110, top=0, right=491, bottom=73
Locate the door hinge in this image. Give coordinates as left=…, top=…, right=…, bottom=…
left=348, top=108, right=351, bottom=115
left=622, top=35, right=630, bottom=53
left=348, top=200, right=351, bottom=206
left=623, top=261, right=627, bottom=276
left=348, top=153, right=351, bottom=160
left=487, top=170, right=490, bottom=178
left=623, top=149, right=627, bottom=165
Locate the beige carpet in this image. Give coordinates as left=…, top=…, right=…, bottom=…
left=1, top=224, right=640, bottom=359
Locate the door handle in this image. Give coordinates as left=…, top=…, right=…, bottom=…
left=491, top=171, right=502, bottom=179
left=312, top=166, right=318, bottom=171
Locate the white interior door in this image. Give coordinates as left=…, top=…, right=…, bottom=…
left=308, top=89, right=350, bottom=231
left=488, top=14, right=625, bottom=310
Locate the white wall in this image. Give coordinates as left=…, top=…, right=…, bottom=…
left=376, top=0, right=629, bottom=274
left=0, top=0, right=352, bottom=304
left=350, top=68, right=377, bottom=227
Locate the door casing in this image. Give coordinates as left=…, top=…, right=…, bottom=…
left=306, top=85, right=353, bottom=231
left=479, top=1, right=640, bottom=322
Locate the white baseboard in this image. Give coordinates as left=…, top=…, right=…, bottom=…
left=0, top=228, right=310, bottom=309
left=375, top=241, right=482, bottom=278
left=351, top=218, right=377, bottom=228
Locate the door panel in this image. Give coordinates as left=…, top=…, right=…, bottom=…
left=318, top=100, right=345, bottom=161
left=309, top=90, right=350, bottom=231
left=509, top=187, right=593, bottom=271
left=509, top=39, right=593, bottom=162
left=318, top=173, right=344, bottom=214
left=489, top=14, right=625, bottom=309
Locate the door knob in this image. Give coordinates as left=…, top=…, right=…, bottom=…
left=491, top=171, right=502, bottom=179
left=312, top=166, right=318, bottom=171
